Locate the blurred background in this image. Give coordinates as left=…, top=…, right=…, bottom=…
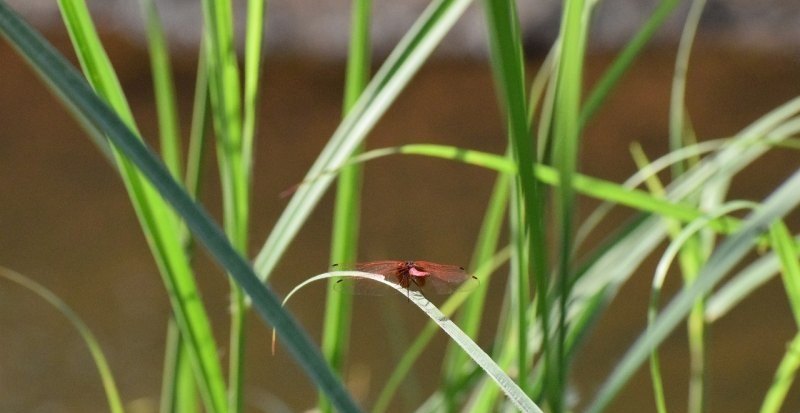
left=1, top=1, right=800, bottom=412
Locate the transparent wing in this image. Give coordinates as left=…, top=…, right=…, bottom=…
left=331, top=261, right=403, bottom=295
left=413, top=261, right=478, bottom=294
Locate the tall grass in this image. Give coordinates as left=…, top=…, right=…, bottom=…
left=1, top=0, right=800, bottom=412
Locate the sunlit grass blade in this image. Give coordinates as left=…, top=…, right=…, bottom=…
left=141, top=0, right=182, bottom=177
left=242, top=0, right=266, bottom=172
left=160, top=320, right=198, bottom=413
left=579, top=0, right=682, bottom=129
left=770, top=222, right=800, bottom=323
left=252, top=0, right=473, bottom=282
left=198, top=0, right=252, bottom=410
left=0, top=6, right=362, bottom=411
left=549, top=1, right=587, bottom=408
left=760, top=333, right=800, bottom=413
left=482, top=0, right=539, bottom=397
left=0, top=266, right=124, bottom=413
left=50, top=1, right=228, bottom=411
left=441, top=168, right=511, bottom=409
left=757, top=222, right=800, bottom=412
left=320, top=0, right=371, bottom=412
left=352, top=144, right=743, bottom=233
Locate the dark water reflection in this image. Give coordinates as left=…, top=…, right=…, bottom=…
left=1, top=32, right=799, bottom=412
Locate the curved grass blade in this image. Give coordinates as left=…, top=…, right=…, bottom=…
left=275, top=269, right=542, bottom=413
left=0, top=266, right=124, bottom=413
left=0, top=6, right=363, bottom=412
left=374, top=248, right=511, bottom=413
left=647, top=201, right=757, bottom=413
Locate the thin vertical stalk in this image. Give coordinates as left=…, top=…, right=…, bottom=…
left=550, top=0, right=587, bottom=410
left=441, top=168, right=510, bottom=409
left=198, top=0, right=251, bottom=410
left=483, top=0, right=543, bottom=398
left=579, top=0, right=682, bottom=131
left=669, top=3, right=708, bottom=412
left=320, top=0, right=371, bottom=412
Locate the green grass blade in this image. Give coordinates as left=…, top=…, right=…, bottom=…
left=550, top=0, right=587, bottom=407
left=185, top=43, right=210, bottom=202
left=320, top=0, right=371, bottom=412
left=760, top=332, right=800, bottom=413
left=198, top=0, right=251, bottom=410
left=770, top=222, right=800, bottom=323
left=252, top=0, right=473, bottom=282
left=647, top=201, right=757, bottom=413
left=482, top=0, right=539, bottom=396
left=579, top=0, right=682, bottom=129
left=160, top=320, right=198, bottom=413
left=141, top=0, right=182, bottom=177
left=757, top=222, right=800, bottom=412
left=668, top=0, right=706, bottom=177
left=348, top=144, right=742, bottom=234
left=441, top=168, right=511, bottom=408
left=56, top=0, right=135, bottom=125
left=50, top=1, right=228, bottom=411
left=0, top=266, right=124, bottom=413
left=242, top=0, right=266, bottom=173
left=0, top=6, right=363, bottom=411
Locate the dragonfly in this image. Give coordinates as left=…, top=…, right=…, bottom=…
left=332, top=260, right=477, bottom=297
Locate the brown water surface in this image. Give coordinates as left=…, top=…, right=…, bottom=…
left=1, top=31, right=799, bottom=412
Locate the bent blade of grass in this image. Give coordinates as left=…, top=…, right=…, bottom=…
left=586, top=168, right=800, bottom=413
left=647, top=201, right=758, bottom=413
left=573, top=98, right=800, bottom=316
left=253, top=0, right=473, bottom=283
left=374, top=248, right=512, bottom=413
left=272, top=271, right=383, bottom=355
left=0, top=266, right=124, bottom=413
left=275, top=269, right=542, bottom=413
left=0, top=7, right=363, bottom=411
left=668, top=0, right=706, bottom=177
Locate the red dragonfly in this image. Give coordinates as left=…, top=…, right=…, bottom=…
left=332, top=260, right=477, bottom=296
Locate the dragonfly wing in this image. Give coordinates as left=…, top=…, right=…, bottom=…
left=414, top=261, right=477, bottom=294
left=331, top=261, right=403, bottom=295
